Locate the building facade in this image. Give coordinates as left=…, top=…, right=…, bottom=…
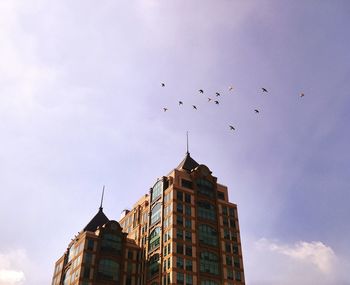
left=52, top=153, right=245, bottom=285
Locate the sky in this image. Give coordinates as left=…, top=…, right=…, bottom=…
left=0, top=0, right=349, bottom=284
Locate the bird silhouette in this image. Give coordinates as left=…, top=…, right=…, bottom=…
left=179, top=101, right=183, bottom=105
left=229, top=125, right=235, bottom=130
left=208, top=98, right=212, bottom=102
left=262, top=88, right=268, bottom=93
left=214, top=101, right=219, bottom=105
left=163, top=107, right=168, bottom=112
left=192, top=105, right=197, bottom=110
left=161, top=83, right=165, bottom=87
left=229, top=86, right=233, bottom=91
left=216, top=92, right=220, bottom=97
left=300, top=93, right=305, bottom=98
left=199, top=89, right=204, bottom=94
left=254, top=109, right=259, bottom=113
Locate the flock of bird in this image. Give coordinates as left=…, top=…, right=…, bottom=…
left=160, top=82, right=305, bottom=132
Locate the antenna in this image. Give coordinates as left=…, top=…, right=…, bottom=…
left=99, top=185, right=105, bottom=211
left=186, top=131, right=189, bottom=155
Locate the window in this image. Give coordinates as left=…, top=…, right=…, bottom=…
left=152, top=181, right=163, bottom=202
left=177, top=229, right=183, bottom=240
left=229, top=207, right=235, bottom=217
left=200, top=281, right=218, bottom=285
left=87, top=239, right=94, bottom=251
left=185, top=193, right=191, bottom=203
left=185, top=246, right=192, bottom=257
left=185, top=205, right=191, bottom=216
left=177, top=257, right=184, bottom=269
left=199, top=251, right=219, bottom=275
left=217, top=191, right=225, bottom=200
left=177, top=215, right=183, bottom=226
left=177, top=190, right=183, bottom=201
left=177, top=272, right=184, bottom=284
left=177, top=203, right=183, bottom=214
left=198, top=201, right=216, bottom=221
left=234, top=258, right=240, bottom=268
left=198, top=224, right=218, bottom=247
left=98, top=259, right=119, bottom=281
left=151, top=203, right=161, bottom=225
left=149, top=227, right=160, bottom=251
left=185, top=260, right=192, bottom=271
left=177, top=243, right=184, bottom=255
left=185, top=231, right=192, bottom=242
left=233, top=245, right=239, bottom=255
left=101, top=233, right=122, bottom=254
left=149, top=254, right=160, bottom=277
left=185, top=218, right=191, bottom=229
left=235, top=271, right=242, bottom=281
left=226, top=255, right=232, bottom=266
left=196, top=179, right=214, bottom=198
left=186, top=274, right=193, bottom=285
left=227, top=269, right=234, bottom=280
left=182, top=179, right=193, bottom=189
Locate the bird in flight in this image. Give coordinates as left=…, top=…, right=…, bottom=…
left=199, top=89, right=204, bottom=94
left=208, top=98, right=212, bottom=102
left=216, top=92, right=220, bottom=97
left=179, top=101, right=183, bottom=105
left=192, top=105, right=197, bottom=110
left=262, top=88, right=268, bottom=93
left=161, top=83, right=165, bottom=87
left=229, top=86, right=233, bottom=91
left=214, top=101, right=219, bottom=105
left=254, top=109, right=259, bottom=113
left=163, top=107, right=168, bottom=112
left=300, top=93, right=305, bottom=98
left=229, top=125, right=235, bottom=130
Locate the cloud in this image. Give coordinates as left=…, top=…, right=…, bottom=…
left=256, top=238, right=336, bottom=273
left=243, top=237, right=350, bottom=285
left=0, top=250, right=26, bottom=285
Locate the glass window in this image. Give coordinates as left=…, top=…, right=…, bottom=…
left=185, top=193, right=191, bottom=203
left=177, top=190, right=183, bottom=201
left=196, top=179, right=214, bottom=198
left=177, top=203, right=183, bottom=213
left=235, top=271, right=242, bottom=281
left=199, top=251, right=219, bottom=275
left=151, top=203, right=162, bottom=225
left=177, top=257, right=184, bottom=268
left=87, top=239, right=94, bottom=251
left=185, top=205, right=191, bottom=216
left=152, top=181, right=163, bottom=202
left=198, top=201, right=216, bottom=221
left=185, top=218, right=191, bottom=229
left=177, top=243, right=183, bottom=255
left=186, top=274, right=193, bottom=285
left=177, top=215, right=183, bottom=226
left=185, top=231, right=192, bottom=242
left=149, top=254, right=160, bottom=277
left=185, top=260, right=192, bottom=271
left=182, top=179, right=193, bottom=189
left=98, top=259, right=119, bottom=281
left=185, top=246, right=192, bottom=257
left=200, top=281, right=218, bottom=285
left=177, top=272, right=184, bottom=284
left=198, top=224, right=218, bottom=247
left=149, top=227, right=161, bottom=251
left=217, top=191, right=225, bottom=200
left=177, top=229, right=183, bottom=240
left=101, top=233, right=122, bottom=254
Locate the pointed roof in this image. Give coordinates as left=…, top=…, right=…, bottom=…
left=176, top=152, right=199, bottom=172
left=83, top=208, right=109, bottom=232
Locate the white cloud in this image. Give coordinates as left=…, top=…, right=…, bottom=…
left=243, top=237, right=350, bottom=285
left=256, top=238, right=336, bottom=273
left=0, top=250, right=26, bottom=285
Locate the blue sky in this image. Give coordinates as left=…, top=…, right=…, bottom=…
left=0, top=1, right=349, bottom=284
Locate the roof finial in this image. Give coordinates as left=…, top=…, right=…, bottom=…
left=99, top=185, right=105, bottom=211
left=186, top=131, right=190, bottom=155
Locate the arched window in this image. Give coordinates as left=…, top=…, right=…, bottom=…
left=197, top=201, right=216, bottom=221
left=98, top=259, right=119, bottom=281
left=150, top=203, right=161, bottom=225
left=149, top=227, right=160, bottom=251
left=152, top=180, right=163, bottom=202
left=200, top=251, right=219, bottom=275
left=197, top=179, right=214, bottom=198
left=148, top=254, right=160, bottom=277
left=198, top=224, right=218, bottom=246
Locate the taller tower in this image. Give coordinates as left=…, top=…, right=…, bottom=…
left=119, top=152, right=245, bottom=285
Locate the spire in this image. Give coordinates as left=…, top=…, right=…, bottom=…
left=99, top=185, right=105, bottom=211
left=186, top=131, right=189, bottom=155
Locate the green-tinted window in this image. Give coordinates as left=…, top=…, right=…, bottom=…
left=177, top=272, right=184, bottom=284
left=149, top=227, right=160, bottom=251
left=152, top=181, right=163, bottom=202
left=198, top=224, right=218, bottom=247
left=196, top=179, right=214, bottom=198
left=149, top=254, right=160, bottom=277
left=186, top=274, right=193, bottom=285
left=151, top=203, right=161, bottom=225
left=101, top=233, right=122, bottom=254
left=198, top=201, right=216, bottom=221
left=182, top=179, right=193, bottom=189
left=177, top=257, right=184, bottom=268
left=200, top=251, right=219, bottom=275
left=200, top=281, right=218, bottom=285
left=98, top=259, right=119, bottom=281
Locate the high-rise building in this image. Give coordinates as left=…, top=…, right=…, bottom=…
left=52, top=152, right=245, bottom=285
